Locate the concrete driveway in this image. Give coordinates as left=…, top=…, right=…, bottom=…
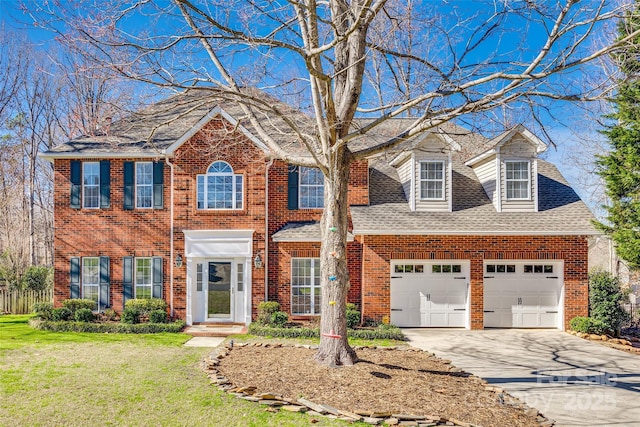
left=403, top=329, right=640, bottom=427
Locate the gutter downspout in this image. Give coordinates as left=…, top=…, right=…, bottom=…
left=264, top=158, right=274, bottom=302
left=165, top=155, right=175, bottom=318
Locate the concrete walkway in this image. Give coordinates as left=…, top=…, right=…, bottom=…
left=183, top=336, right=225, bottom=347
left=403, top=329, right=640, bottom=427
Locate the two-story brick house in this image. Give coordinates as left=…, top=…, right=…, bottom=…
left=41, top=89, right=598, bottom=330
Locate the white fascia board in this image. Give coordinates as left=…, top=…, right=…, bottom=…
left=519, top=125, right=548, bottom=154
left=38, top=151, right=167, bottom=162
left=389, top=151, right=412, bottom=167
left=352, top=229, right=599, bottom=236
left=465, top=149, right=497, bottom=167
left=438, top=130, right=462, bottom=151
left=165, top=107, right=268, bottom=155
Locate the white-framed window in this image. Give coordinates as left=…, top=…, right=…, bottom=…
left=196, top=161, right=243, bottom=210
left=135, top=258, right=152, bottom=299
left=82, top=257, right=99, bottom=309
left=299, top=167, right=324, bottom=209
left=83, top=162, right=100, bottom=208
left=136, top=162, right=153, bottom=208
left=505, top=160, right=530, bottom=200
left=419, top=161, right=445, bottom=200
left=291, top=258, right=321, bottom=315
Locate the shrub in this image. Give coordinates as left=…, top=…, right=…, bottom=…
left=348, top=325, right=406, bottom=341
left=247, top=323, right=407, bottom=341
left=62, top=299, right=97, bottom=313
left=102, top=309, right=118, bottom=321
left=270, top=311, right=289, bottom=327
left=257, top=301, right=280, bottom=325
left=32, top=302, right=54, bottom=320
left=125, top=298, right=167, bottom=316
left=346, top=305, right=361, bottom=329
left=74, top=308, right=95, bottom=323
left=121, top=308, right=141, bottom=324
left=570, top=316, right=609, bottom=335
left=29, top=318, right=185, bottom=334
left=589, top=270, right=630, bottom=335
left=23, top=266, right=53, bottom=291
left=51, top=307, right=72, bottom=322
left=149, top=309, right=167, bottom=324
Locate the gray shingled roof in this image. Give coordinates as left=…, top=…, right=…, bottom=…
left=351, top=158, right=598, bottom=235
left=271, top=221, right=355, bottom=242
left=42, top=88, right=487, bottom=159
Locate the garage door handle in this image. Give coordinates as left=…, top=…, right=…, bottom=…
left=453, top=308, right=466, bottom=311
left=483, top=310, right=495, bottom=313
left=546, top=311, right=558, bottom=313
left=454, top=276, right=466, bottom=279
left=546, top=276, right=558, bottom=279
left=484, top=276, right=494, bottom=278
left=391, top=309, right=403, bottom=311
left=391, top=276, right=402, bottom=279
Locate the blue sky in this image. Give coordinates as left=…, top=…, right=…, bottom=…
left=0, top=0, right=610, bottom=213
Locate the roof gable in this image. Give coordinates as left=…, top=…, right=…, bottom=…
left=464, top=124, right=547, bottom=167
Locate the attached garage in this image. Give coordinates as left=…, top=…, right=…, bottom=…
left=390, top=260, right=470, bottom=328
left=483, top=261, right=563, bottom=329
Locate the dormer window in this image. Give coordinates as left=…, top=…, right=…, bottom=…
left=505, top=160, right=530, bottom=200
left=197, top=161, right=243, bottom=210
left=420, top=161, right=445, bottom=200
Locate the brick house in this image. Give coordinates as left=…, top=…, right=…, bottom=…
left=41, top=89, right=597, bottom=330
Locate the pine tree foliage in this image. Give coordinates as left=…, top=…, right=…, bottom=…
left=597, top=3, right=640, bottom=267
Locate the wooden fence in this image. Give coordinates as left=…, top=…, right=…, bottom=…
left=0, top=288, right=53, bottom=314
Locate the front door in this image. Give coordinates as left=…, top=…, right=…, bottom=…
left=207, top=262, right=232, bottom=319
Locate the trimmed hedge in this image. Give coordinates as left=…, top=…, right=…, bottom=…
left=125, top=298, right=167, bottom=315
left=570, top=316, right=609, bottom=335
left=62, top=299, right=97, bottom=313
left=29, top=318, right=185, bottom=334
left=248, top=323, right=406, bottom=341
left=74, top=308, right=95, bottom=323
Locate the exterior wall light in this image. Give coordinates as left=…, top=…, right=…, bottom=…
left=175, top=254, right=183, bottom=268
left=254, top=253, right=263, bottom=269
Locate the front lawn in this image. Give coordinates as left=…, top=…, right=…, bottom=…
left=0, top=315, right=349, bottom=427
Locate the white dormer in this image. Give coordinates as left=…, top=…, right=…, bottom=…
left=390, top=131, right=460, bottom=212
left=465, top=124, right=547, bottom=213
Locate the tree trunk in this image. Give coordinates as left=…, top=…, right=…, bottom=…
left=314, top=148, right=358, bottom=366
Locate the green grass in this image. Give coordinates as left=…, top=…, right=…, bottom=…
left=0, top=315, right=352, bottom=426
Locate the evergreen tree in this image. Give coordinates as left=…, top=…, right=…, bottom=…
left=597, top=4, right=640, bottom=267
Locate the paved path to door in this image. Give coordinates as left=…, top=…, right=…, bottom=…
left=403, top=329, right=640, bottom=427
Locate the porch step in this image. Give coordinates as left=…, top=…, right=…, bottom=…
left=184, top=324, right=247, bottom=337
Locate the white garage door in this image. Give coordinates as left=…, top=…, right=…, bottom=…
left=391, top=261, right=469, bottom=328
left=483, top=261, right=563, bottom=328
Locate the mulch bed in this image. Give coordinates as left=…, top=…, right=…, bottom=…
left=215, top=344, right=545, bottom=427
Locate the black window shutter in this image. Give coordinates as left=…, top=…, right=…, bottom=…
left=99, top=256, right=110, bottom=310
left=123, top=256, right=133, bottom=307
left=153, top=162, right=164, bottom=209
left=152, top=257, right=163, bottom=299
left=287, top=165, right=299, bottom=210
left=123, top=162, right=134, bottom=210
left=70, top=161, right=81, bottom=209
left=100, top=160, right=110, bottom=208
left=70, top=257, right=80, bottom=299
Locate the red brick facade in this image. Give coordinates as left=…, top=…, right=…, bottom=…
left=52, top=115, right=590, bottom=329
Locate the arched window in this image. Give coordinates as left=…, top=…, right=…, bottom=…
left=197, top=161, right=243, bottom=210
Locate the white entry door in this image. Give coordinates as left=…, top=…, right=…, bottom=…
left=391, top=261, right=470, bottom=328
left=483, top=261, right=563, bottom=328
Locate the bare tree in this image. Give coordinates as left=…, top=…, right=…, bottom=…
left=29, top=0, right=640, bottom=365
